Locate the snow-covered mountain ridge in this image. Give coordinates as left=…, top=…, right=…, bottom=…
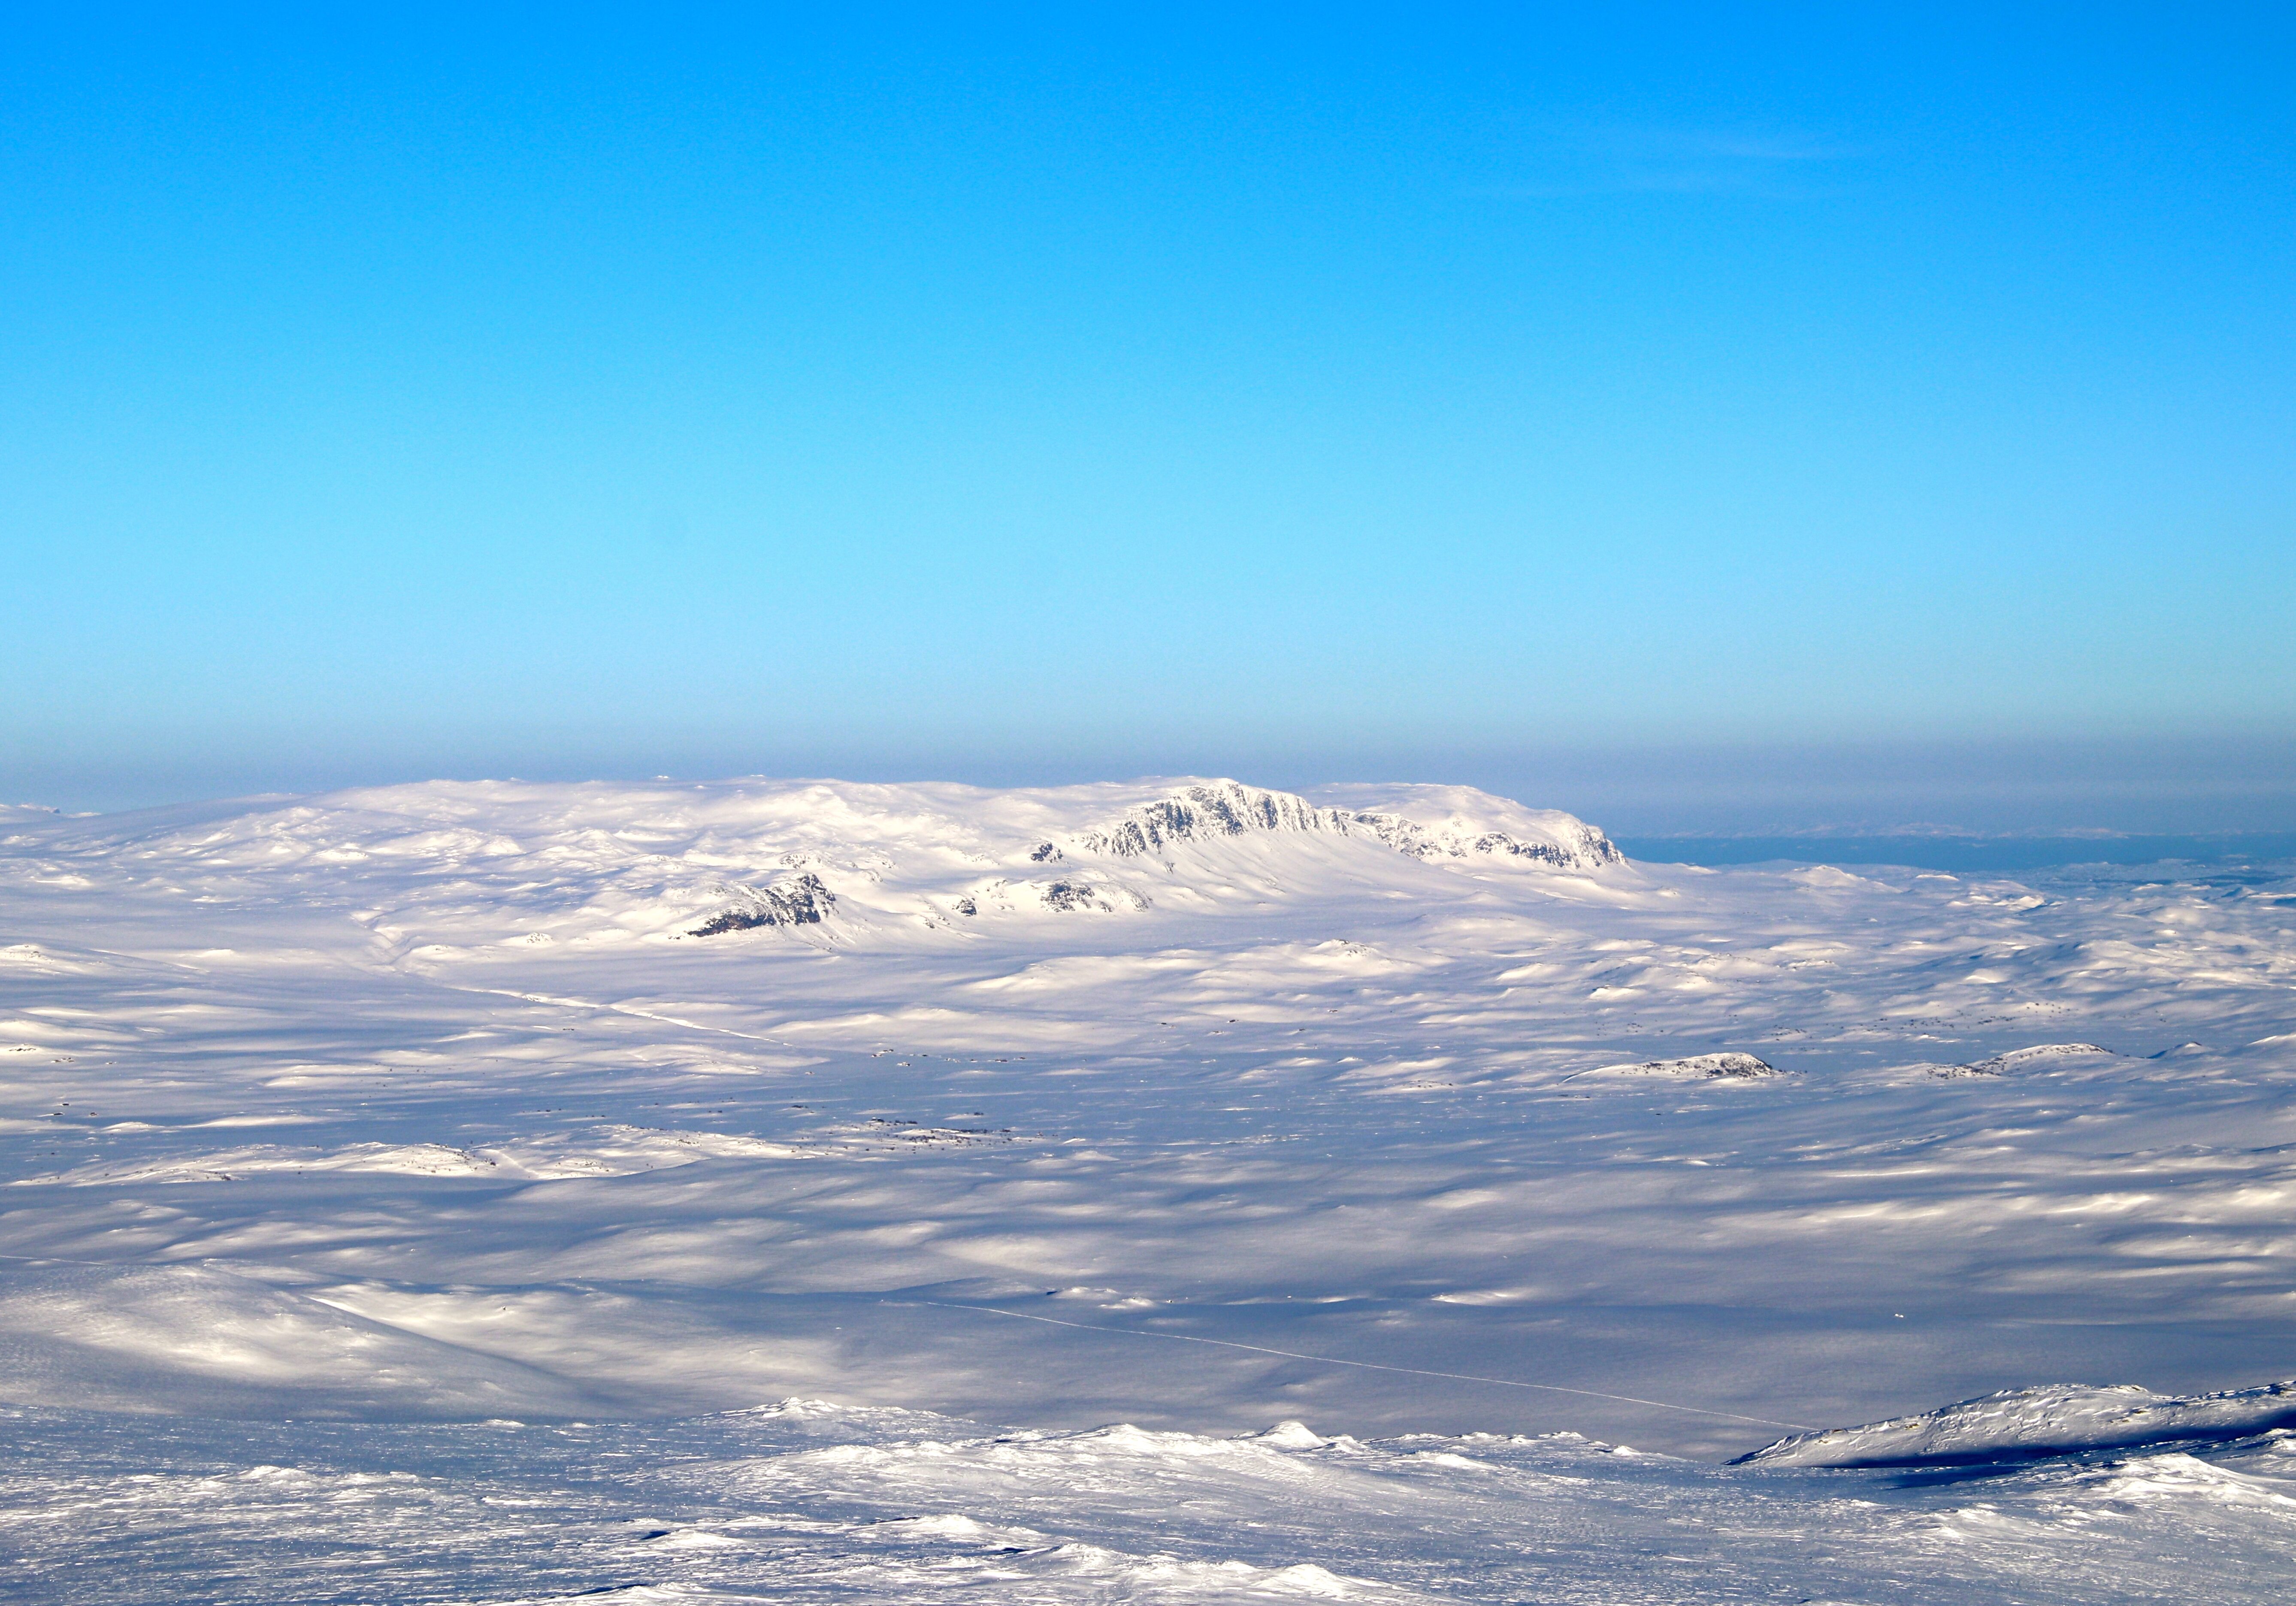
left=0, top=776, right=1624, bottom=953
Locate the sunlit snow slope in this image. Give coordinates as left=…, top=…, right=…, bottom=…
left=3, top=776, right=2295, bottom=1601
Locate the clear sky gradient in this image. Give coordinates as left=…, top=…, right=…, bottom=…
left=5, top=6, right=2292, bottom=829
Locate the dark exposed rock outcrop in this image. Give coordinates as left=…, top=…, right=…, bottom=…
left=1065, top=779, right=1621, bottom=871
left=1346, top=812, right=1622, bottom=869
left=1076, top=782, right=1335, bottom=858
left=688, top=874, right=836, bottom=936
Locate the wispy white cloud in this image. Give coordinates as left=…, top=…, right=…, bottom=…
left=1478, top=121, right=1864, bottom=200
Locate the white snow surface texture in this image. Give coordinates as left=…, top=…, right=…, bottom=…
left=3, top=775, right=2296, bottom=1603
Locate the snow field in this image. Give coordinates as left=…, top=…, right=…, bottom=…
left=3, top=776, right=2294, bottom=1598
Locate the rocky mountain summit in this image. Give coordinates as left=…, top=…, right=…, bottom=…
left=687, top=873, right=837, bottom=936
left=1065, top=779, right=1622, bottom=873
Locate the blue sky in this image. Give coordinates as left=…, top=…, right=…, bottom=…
left=5, top=6, right=2292, bottom=827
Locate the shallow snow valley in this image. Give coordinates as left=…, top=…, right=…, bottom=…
left=2, top=776, right=2293, bottom=1603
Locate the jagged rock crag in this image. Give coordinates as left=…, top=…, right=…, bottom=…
left=1941, top=1043, right=2113, bottom=1078
left=1344, top=812, right=1622, bottom=869
left=1066, top=780, right=1622, bottom=872
left=689, top=874, right=836, bottom=936
left=1577, top=1052, right=1783, bottom=1080
left=1076, top=782, right=1337, bottom=858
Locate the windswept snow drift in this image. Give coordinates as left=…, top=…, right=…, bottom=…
left=3, top=776, right=2295, bottom=1599
left=1736, top=1379, right=2296, bottom=1467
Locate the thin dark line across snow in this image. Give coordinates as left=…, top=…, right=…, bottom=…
left=900, top=1298, right=1815, bottom=1430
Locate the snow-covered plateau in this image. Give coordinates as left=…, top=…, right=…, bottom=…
left=2, top=776, right=2293, bottom=1602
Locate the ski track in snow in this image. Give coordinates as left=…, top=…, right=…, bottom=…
left=2, top=775, right=2294, bottom=1600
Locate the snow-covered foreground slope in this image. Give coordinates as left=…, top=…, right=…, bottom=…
left=9, top=1398, right=2296, bottom=1605
left=3, top=776, right=2295, bottom=1599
